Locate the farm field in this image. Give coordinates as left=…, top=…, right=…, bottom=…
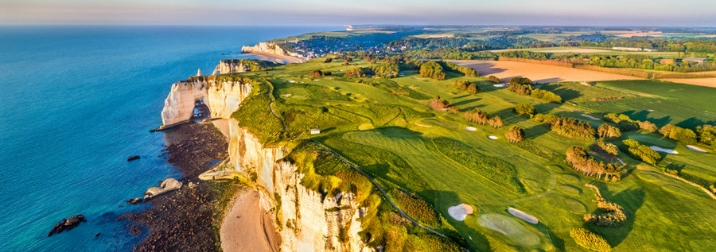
left=230, top=57, right=716, bottom=251
left=452, top=60, right=641, bottom=83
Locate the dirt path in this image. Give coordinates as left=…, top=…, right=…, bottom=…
left=221, top=190, right=280, bottom=252
left=452, top=60, right=641, bottom=83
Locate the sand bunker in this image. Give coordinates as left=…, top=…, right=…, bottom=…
left=358, top=124, right=375, bottom=130
left=448, top=204, right=474, bottom=221
left=280, top=94, right=292, bottom=98
left=465, top=126, right=477, bottom=132
left=687, top=145, right=709, bottom=153
left=650, top=146, right=678, bottom=154
left=581, top=114, right=601, bottom=121
left=508, top=208, right=539, bottom=224
left=478, top=214, right=540, bottom=247
left=488, top=136, right=498, bottom=140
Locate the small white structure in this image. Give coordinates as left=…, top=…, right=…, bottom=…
left=310, top=128, right=321, bottom=135
left=494, top=83, right=508, bottom=88
left=196, top=68, right=203, bottom=77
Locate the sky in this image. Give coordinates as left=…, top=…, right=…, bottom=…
left=1, top=0, right=715, bottom=27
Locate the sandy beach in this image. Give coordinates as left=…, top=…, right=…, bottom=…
left=247, top=52, right=304, bottom=64
left=221, top=189, right=280, bottom=252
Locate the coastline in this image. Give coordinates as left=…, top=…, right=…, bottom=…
left=245, top=52, right=304, bottom=64
left=122, top=123, right=229, bottom=251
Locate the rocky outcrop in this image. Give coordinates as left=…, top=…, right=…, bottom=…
left=212, top=60, right=247, bottom=75
left=160, top=79, right=251, bottom=126
left=47, top=214, right=86, bottom=236
left=227, top=119, right=371, bottom=251
left=144, top=178, right=183, bottom=199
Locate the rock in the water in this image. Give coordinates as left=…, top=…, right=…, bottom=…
left=127, top=198, right=143, bottom=205
left=127, top=155, right=141, bottom=162
left=47, top=214, right=87, bottom=237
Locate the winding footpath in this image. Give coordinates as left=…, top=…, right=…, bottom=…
left=310, top=140, right=450, bottom=240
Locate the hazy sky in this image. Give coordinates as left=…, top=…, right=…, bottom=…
left=1, top=0, right=714, bottom=26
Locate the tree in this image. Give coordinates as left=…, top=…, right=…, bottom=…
left=514, top=103, right=536, bottom=117
left=465, top=109, right=489, bottom=125
left=467, top=84, right=479, bottom=94
left=598, top=124, right=622, bottom=139
left=372, top=63, right=400, bottom=78
left=345, top=67, right=366, bottom=78
left=309, top=70, right=323, bottom=79
left=638, top=121, right=658, bottom=133
left=419, top=61, right=446, bottom=80
left=531, top=89, right=562, bottom=103
left=505, top=126, right=525, bottom=143
left=569, top=228, right=612, bottom=252
left=509, top=77, right=533, bottom=86
left=323, top=58, right=333, bottom=63
left=622, top=139, right=661, bottom=165
left=488, top=116, right=503, bottom=128
left=487, top=75, right=500, bottom=83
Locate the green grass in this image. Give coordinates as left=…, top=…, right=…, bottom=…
left=225, top=57, right=716, bottom=251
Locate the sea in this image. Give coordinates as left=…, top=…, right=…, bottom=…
left=0, top=25, right=337, bottom=251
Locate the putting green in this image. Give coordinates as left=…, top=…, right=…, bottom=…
left=558, top=173, right=580, bottom=183
left=558, top=184, right=581, bottom=195
left=563, top=198, right=587, bottom=214
left=477, top=214, right=540, bottom=247
left=521, top=179, right=545, bottom=193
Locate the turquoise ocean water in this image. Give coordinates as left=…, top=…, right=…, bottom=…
left=0, top=26, right=334, bottom=251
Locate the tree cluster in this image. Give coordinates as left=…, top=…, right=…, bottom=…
left=441, top=61, right=479, bottom=77
left=372, top=63, right=400, bottom=78
left=597, top=123, right=622, bottom=139
left=569, top=228, right=612, bottom=252
left=696, top=125, right=716, bottom=150
left=550, top=117, right=597, bottom=141
left=419, top=61, right=446, bottom=80
left=531, top=89, right=562, bottom=103
left=453, top=79, right=479, bottom=94
left=603, top=113, right=639, bottom=131
left=463, top=109, right=502, bottom=128
left=431, top=96, right=459, bottom=114
left=345, top=67, right=371, bottom=78
left=565, top=146, right=621, bottom=181
left=659, top=124, right=698, bottom=145
left=596, top=141, right=619, bottom=156
left=505, top=126, right=525, bottom=143
left=622, top=139, right=661, bottom=165
left=514, top=103, right=536, bottom=117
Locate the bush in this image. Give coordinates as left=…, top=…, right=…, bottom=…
left=309, top=70, right=323, bottom=79
left=569, top=228, right=612, bottom=252
left=514, top=103, right=536, bottom=117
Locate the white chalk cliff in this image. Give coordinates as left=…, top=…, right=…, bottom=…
left=241, top=41, right=306, bottom=61
left=160, top=70, right=372, bottom=251
left=160, top=79, right=251, bottom=126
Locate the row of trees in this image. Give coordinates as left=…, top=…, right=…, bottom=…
left=550, top=117, right=597, bottom=141
left=565, top=146, right=622, bottom=181
left=507, top=77, right=562, bottom=103
left=603, top=113, right=656, bottom=132
left=584, top=184, right=627, bottom=227
left=464, top=109, right=503, bottom=128
left=659, top=124, right=698, bottom=145
left=441, top=61, right=479, bottom=77
left=622, top=139, right=662, bottom=165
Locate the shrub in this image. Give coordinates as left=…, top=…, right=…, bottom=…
left=570, top=228, right=612, bottom=252
left=532, top=113, right=559, bottom=123
left=596, top=141, right=619, bottom=156
left=514, top=103, right=536, bottom=117
left=505, top=126, right=525, bottom=143
left=309, top=70, right=323, bottom=79
left=584, top=185, right=627, bottom=227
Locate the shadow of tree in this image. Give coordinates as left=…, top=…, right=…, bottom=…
left=451, top=98, right=482, bottom=107
left=676, top=117, right=706, bottom=129
left=538, top=84, right=583, bottom=102
left=583, top=184, right=646, bottom=248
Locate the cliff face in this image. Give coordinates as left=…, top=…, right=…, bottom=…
left=212, top=61, right=247, bottom=75
left=160, top=71, right=371, bottom=251
left=160, top=80, right=251, bottom=126
left=228, top=122, right=371, bottom=252
left=241, top=41, right=305, bottom=61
